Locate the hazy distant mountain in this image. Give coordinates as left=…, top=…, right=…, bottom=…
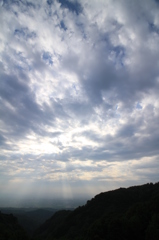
left=33, top=182, right=159, bottom=240
left=0, top=208, right=57, bottom=236
left=0, top=211, right=28, bottom=240
left=34, top=210, right=72, bottom=240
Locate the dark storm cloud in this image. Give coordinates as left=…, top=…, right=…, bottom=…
left=0, top=95, right=67, bottom=141
left=0, top=74, right=44, bottom=137
left=0, top=72, right=29, bottom=101
left=0, top=68, right=72, bottom=144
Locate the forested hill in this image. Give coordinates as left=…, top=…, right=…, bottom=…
left=33, top=182, right=159, bottom=240
left=0, top=211, right=28, bottom=240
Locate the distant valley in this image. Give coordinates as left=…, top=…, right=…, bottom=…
left=1, top=182, right=159, bottom=240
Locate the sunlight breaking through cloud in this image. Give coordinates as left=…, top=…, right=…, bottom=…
left=0, top=0, right=159, bottom=201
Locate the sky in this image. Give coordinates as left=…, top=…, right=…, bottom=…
left=0, top=0, right=159, bottom=206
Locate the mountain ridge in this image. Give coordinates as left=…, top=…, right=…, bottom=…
left=33, top=182, right=159, bottom=240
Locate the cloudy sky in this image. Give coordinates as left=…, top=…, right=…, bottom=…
left=0, top=0, right=159, bottom=204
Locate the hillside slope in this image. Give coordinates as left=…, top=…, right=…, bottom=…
left=0, top=211, right=28, bottom=240
left=33, top=182, right=159, bottom=240
left=1, top=208, right=57, bottom=236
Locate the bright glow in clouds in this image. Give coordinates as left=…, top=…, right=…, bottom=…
left=0, top=0, right=159, bottom=205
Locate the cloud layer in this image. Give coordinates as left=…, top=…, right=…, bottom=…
left=0, top=0, right=159, bottom=201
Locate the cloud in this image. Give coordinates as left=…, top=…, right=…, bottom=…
left=0, top=0, right=159, bottom=201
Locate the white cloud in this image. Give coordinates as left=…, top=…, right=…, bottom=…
left=0, top=0, right=159, bottom=201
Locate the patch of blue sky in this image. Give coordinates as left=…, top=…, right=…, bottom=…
left=110, top=45, right=125, bottom=68
left=47, top=0, right=53, bottom=5
left=149, top=23, right=159, bottom=34
left=93, top=32, right=125, bottom=69
left=25, top=1, right=36, bottom=9
left=136, top=102, right=142, bottom=110
left=1, top=0, right=18, bottom=13
left=15, top=65, right=26, bottom=71
left=114, top=46, right=125, bottom=63
left=113, top=104, right=120, bottom=118
left=60, top=20, right=67, bottom=31
left=14, top=51, right=31, bottom=71
left=115, top=104, right=119, bottom=110
left=58, top=0, right=82, bottom=15
left=72, top=84, right=79, bottom=95
left=15, top=63, right=32, bottom=72
left=42, top=51, right=53, bottom=66
left=14, top=29, right=26, bottom=38
left=2, top=0, right=36, bottom=12
left=2, top=0, right=19, bottom=7
left=14, top=28, right=36, bottom=41
left=76, top=22, right=87, bottom=40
